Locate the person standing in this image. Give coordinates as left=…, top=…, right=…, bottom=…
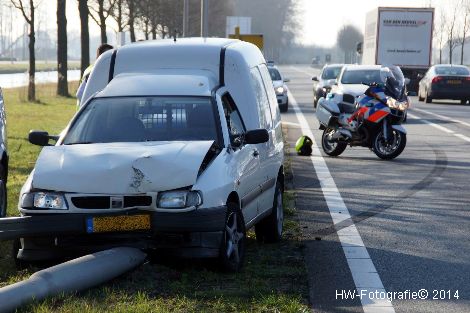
left=76, top=43, right=113, bottom=107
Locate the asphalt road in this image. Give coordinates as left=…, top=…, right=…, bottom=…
left=279, top=65, right=470, bottom=313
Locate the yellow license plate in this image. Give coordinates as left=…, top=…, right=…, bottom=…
left=87, top=215, right=151, bottom=233
left=447, top=80, right=462, bottom=84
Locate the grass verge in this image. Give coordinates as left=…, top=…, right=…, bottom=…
left=0, top=87, right=309, bottom=312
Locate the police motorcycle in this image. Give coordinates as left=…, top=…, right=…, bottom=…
left=316, top=67, right=409, bottom=160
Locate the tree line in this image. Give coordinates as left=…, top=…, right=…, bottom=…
left=434, top=0, right=470, bottom=65
left=6, top=0, right=300, bottom=102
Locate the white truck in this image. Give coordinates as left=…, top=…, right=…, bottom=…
left=361, top=7, right=435, bottom=92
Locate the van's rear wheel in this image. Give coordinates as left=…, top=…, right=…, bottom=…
left=219, top=202, right=246, bottom=272
left=322, top=128, right=347, bottom=157
left=255, top=180, right=284, bottom=243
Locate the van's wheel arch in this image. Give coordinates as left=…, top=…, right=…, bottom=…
left=255, top=179, right=284, bottom=243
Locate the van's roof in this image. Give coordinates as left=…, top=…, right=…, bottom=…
left=97, top=70, right=216, bottom=98
left=112, top=38, right=256, bottom=82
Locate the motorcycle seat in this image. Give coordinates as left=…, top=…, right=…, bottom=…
left=338, top=102, right=356, bottom=114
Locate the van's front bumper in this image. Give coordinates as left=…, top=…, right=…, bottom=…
left=12, top=206, right=227, bottom=261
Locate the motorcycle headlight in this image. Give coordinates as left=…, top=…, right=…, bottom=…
left=397, top=100, right=409, bottom=111
left=275, top=86, right=285, bottom=95
left=157, top=190, right=202, bottom=209
left=386, top=98, right=409, bottom=111
left=21, top=192, right=68, bottom=210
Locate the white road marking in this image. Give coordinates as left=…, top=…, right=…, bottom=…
left=288, top=89, right=395, bottom=313
left=407, top=113, right=470, bottom=142
left=412, top=107, right=470, bottom=129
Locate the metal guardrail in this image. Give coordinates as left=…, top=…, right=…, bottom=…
left=0, top=215, right=85, bottom=241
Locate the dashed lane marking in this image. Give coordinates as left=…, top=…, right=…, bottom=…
left=408, top=113, right=470, bottom=142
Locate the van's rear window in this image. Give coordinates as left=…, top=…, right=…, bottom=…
left=63, top=96, right=219, bottom=144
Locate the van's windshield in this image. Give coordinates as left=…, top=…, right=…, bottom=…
left=63, top=96, right=219, bottom=144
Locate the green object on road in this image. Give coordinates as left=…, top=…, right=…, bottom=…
left=295, top=135, right=313, bottom=156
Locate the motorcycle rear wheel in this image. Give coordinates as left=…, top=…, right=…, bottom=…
left=322, top=128, right=347, bottom=157
left=372, top=129, right=406, bottom=160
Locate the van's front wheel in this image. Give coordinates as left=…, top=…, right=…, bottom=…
left=219, top=202, right=246, bottom=272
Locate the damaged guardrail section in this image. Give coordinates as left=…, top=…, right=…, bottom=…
left=0, top=247, right=146, bottom=313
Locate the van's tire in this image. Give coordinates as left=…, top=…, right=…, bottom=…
left=219, top=202, right=246, bottom=272
left=322, top=128, right=347, bottom=157
left=255, top=180, right=284, bottom=243
left=0, top=165, right=7, bottom=218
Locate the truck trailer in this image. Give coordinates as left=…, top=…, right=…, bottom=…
left=362, top=7, right=435, bottom=92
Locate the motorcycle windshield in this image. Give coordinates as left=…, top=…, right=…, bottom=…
left=381, top=65, right=406, bottom=100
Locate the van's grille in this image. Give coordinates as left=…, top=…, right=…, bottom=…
left=71, top=196, right=152, bottom=209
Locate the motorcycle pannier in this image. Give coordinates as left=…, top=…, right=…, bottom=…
left=316, top=100, right=339, bottom=127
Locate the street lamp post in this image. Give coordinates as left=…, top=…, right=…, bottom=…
left=183, top=0, right=189, bottom=37
left=201, top=0, right=209, bottom=37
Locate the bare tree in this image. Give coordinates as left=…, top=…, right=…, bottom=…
left=78, top=0, right=90, bottom=77
left=337, top=24, right=363, bottom=63
left=10, top=0, right=37, bottom=101
left=89, top=0, right=116, bottom=43
left=446, top=2, right=460, bottom=64
left=57, top=0, right=68, bottom=96
left=435, top=10, right=447, bottom=64
left=111, top=0, right=127, bottom=32
left=458, top=0, right=470, bottom=64
left=127, top=0, right=136, bottom=42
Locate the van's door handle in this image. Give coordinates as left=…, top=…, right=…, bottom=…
left=253, top=149, right=259, bottom=157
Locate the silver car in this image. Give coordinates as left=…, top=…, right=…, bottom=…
left=268, top=65, right=289, bottom=112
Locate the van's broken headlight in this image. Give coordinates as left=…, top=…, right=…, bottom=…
left=157, top=190, right=202, bottom=209
left=22, top=192, right=68, bottom=210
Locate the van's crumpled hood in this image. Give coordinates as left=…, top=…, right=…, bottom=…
left=31, top=141, right=214, bottom=194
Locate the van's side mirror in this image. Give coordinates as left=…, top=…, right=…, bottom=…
left=283, top=78, right=290, bottom=83
left=29, top=130, right=58, bottom=146
left=245, top=129, right=269, bottom=144
left=333, top=79, right=338, bottom=86
left=404, top=78, right=411, bottom=85
left=312, top=76, right=319, bottom=81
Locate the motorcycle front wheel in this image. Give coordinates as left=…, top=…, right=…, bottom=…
left=322, top=128, right=347, bottom=157
left=372, top=129, right=406, bottom=160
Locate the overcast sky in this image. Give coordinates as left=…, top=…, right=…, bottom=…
left=301, top=0, right=436, bottom=46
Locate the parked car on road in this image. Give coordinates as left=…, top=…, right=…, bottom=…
left=418, top=64, right=470, bottom=104
left=268, top=64, right=290, bottom=112
left=16, top=38, right=285, bottom=272
left=0, top=87, right=7, bottom=218
left=312, top=64, right=344, bottom=108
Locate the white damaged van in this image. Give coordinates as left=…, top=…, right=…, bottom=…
left=18, top=38, right=284, bottom=271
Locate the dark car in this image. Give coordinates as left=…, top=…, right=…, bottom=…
left=418, top=64, right=470, bottom=104
left=312, top=64, right=344, bottom=108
